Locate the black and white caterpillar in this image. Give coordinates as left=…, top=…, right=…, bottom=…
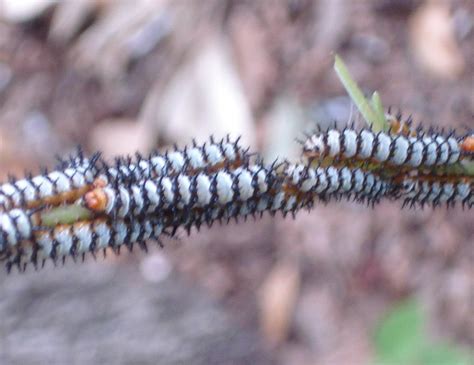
left=302, top=128, right=463, bottom=167
left=3, top=216, right=167, bottom=272
left=0, top=155, right=100, bottom=211
left=84, top=164, right=275, bottom=218
left=0, top=136, right=251, bottom=211
left=99, top=135, right=253, bottom=184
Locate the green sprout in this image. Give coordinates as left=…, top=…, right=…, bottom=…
left=334, top=54, right=388, bottom=132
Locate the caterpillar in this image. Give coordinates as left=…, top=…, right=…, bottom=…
left=0, top=135, right=252, bottom=212
left=99, top=135, right=253, bottom=184
left=83, top=164, right=275, bottom=217
left=395, top=175, right=473, bottom=208
left=0, top=153, right=101, bottom=211
left=302, top=128, right=464, bottom=168
left=1, top=121, right=471, bottom=274
left=83, top=161, right=391, bottom=233
left=3, top=216, right=167, bottom=272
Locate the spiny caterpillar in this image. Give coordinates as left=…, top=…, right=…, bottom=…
left=0, top=135, right=250, bottom=212
left=0, top=153, right=101, bottom=211
left=3, top=216, right=167, bottom=272
left=0, top=116, right=472, bottom=273
left=302, top=127, right=467, bottom=168
left=84, top=165, right=273, bottom=218
left=97, top=135, right=252, bottom=184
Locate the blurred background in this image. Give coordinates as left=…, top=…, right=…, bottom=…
left=0, top=0, right=473, bottom=364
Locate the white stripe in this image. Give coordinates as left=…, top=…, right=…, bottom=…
left=435, top=136, right=449, bottom=164
left=9, top=209, right=31, bottom=239
left=55, top=228, right=73, bottom=256
left=161, top=177, right=174, bottom=205
left=104, top=187, right=116, bottom=213
left=340, top=168, right=352, bottom=192
left=314, top=168, right=328, bottom=194
left=300, top=168, right=317, bottom=192
left=187, top=148, right=204, bottom=169
left=327, top=130, right=341, bottom=156
left=94, top=221, right=111, bottom=249
left=407, top=138, right=424, bottom=167
left=216, top=172, right=234, bottom=204
left=118, top=186, right=130, bottom=217
left=168, top=152, right=185, bottom=171
left=359, top=130, right=375, bottom=158
left=204, top=144, right=222, bottom=165
left=131, top=185, right=145, bottom=214
left=74, top=224, right=93, bottom=254
left=343, top=130, right=358, bottom=158
left=374, top=133, right=391, bottom=161
left=196, top=174, right=212, bottom=205
left=144, top=181, right=160, bottom=212
left=423, top=137, right=437, bottom=165
left=392, top=137, right=409, bottom=165
left=113, top=221, right=128, bottom=246
left=325, top=167, right=339, bottom=193
left=178, top=175, right=192, bottom=207
left=237, top=170, right=254, bottom=200
left=447, top=137, right=460, bottom=164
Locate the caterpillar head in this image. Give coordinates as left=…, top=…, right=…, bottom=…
left=460, top=134, right=474, bottom=154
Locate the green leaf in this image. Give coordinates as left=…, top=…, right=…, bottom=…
left=419, top=343, right=472, bottom=365
left=334, top=54, right=387, bottom=132
left=374, top=299, right=426, bottom=365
